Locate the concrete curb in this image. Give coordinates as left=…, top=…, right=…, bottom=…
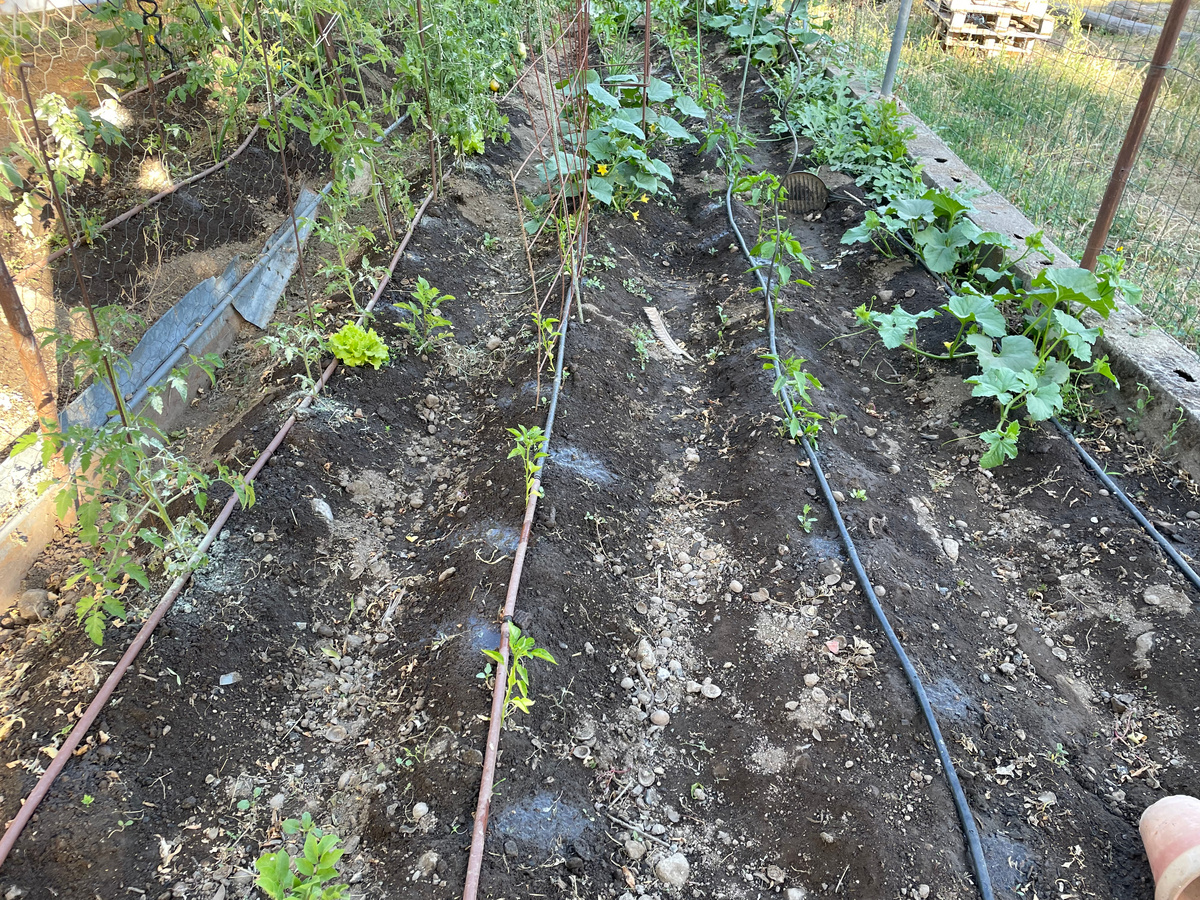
left=831, top=67, right=1200, bottom=479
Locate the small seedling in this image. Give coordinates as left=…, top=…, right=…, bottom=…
left=622, top=277, right=652, bottom=303
left=508, top=425, right=548, bottom=503
left=254, top=812, right=348, bottom=900
left=532, top=311, right=560, bottom=371
left=1043, top=743, right=1069, bottom=768
left=481, top=624, right=557, bottom=721
left=763, top=354, right=824, bottom=443
left=396, top=276, right=454, bottom=355
left=630, top=324, right=653, bottom=370
left=798, top=505, right=816, bottom=533
left=482, top=232, right=500, bottom=251
left=82, top=795, right=94, bottom=806
left=850, top=488, right=867, bottom=501
left=1163, top=406, right=1185, bottom=453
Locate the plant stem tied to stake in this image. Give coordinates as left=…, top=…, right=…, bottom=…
left=18, top=63, right=132, bottom=434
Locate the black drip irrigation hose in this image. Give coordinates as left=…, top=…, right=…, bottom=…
left=658, top=28, right=993, bottom=897
left=723, top=179, right=998, bottom=900
left=878, top=230, right=1200, bottom=594
left=1054, top=421, right=1200, bottom=592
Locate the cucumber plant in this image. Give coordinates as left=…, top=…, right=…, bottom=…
left=855, top=255, right=1137, bottom=467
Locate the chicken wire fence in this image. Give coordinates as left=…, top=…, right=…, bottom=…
left=810, top=0, right=1200, bottom=348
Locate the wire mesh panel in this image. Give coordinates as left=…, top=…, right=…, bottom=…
left=811, top=0, right=1200, bottom=346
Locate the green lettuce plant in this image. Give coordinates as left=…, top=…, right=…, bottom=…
left=329, top=322, right=389, bottom=369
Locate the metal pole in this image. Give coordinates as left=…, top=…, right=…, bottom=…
left=641, top=0, right=651, bottom=134
left=881, top=0, right=915, bottom=97
left=0, top=250, right=55, bottom=430
left=18, top=64, right=133, bottom=431
left=1080, top=0, right=1190, bottom=271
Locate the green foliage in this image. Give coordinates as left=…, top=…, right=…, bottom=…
left=395, top=277, right=454, bottom=355
left=630, top=324, right=653, bottom=371
left=842, top=186, right=1049, bottom=288
left=481, top=623, right=557, bottom=720
left=329, top=322, right=389, bottom=369
left=255, top=813, right=348, bottom=900
left=13, top=307, right=252, bottom=644
left=507, top=425, right=548, bottom=503
left=763, top=354, right=825, bottom=443
left=797, top=504, right=816, bottom=533
left=749, top=226, right=814, bottom=300
left=260, top=305, right=329, bottom=390
left=1, top=93, right=125, bottom=238
left=694, top=0, right=820, bottom=65
left=531, top=310, right=561, bottom=373
left=548, top=70, right=704, bottom=212
left=856, top=256, right=1131, bottom=466
left=775, top=63, right=921, bottom=200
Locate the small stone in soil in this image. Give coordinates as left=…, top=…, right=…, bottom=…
left=729, top=579, right=743, bottom=593
left=625, top=840, right=646, bottom=861
left=650, top=710, right=670, bottom=726
left=412, top=802, right=429, bottom=820
left=16, top=590, right=53, bottom=622
left=413, top=851, right=439, bottom=881
left=310, top=498, right=334, bottom=523
left=655, top=853, right=690, bottom=887
left=324, top=725, right=348, bottom=743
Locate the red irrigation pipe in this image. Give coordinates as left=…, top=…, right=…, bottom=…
left=0, top=181, right=439, bottom=872
left=461, top=271, right=579, bottom=900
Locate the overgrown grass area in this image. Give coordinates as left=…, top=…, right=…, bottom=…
left=811, top=0, right=1200, bottom=346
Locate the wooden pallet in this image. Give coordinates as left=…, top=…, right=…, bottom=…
left=927, top=1, right=1055, bottom=38
left=936, top=0, right=1048, bottom=17
left=933, top=17, right=1044, bottom=53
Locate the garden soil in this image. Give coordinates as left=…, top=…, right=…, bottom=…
left=0, top=48, right=1198, bottom=900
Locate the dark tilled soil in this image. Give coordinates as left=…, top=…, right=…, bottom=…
left=1, top=50, right=1198, bottom=900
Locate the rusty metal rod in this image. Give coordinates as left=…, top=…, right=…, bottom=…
left=1080, top=0, right=1191, bottom=271
left=18, top=64, right=132, bottom=431
left=0, top=249, right=55, bottom=430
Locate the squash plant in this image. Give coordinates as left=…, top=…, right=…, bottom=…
left=856, top=255, right=1139, bottom=467
left=842, top=186, right=1049, bottom=289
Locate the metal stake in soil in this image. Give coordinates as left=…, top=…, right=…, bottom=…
left=18, top=63, right=133, bottom=431
left=1080, top=0, right=1191, bottom=270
